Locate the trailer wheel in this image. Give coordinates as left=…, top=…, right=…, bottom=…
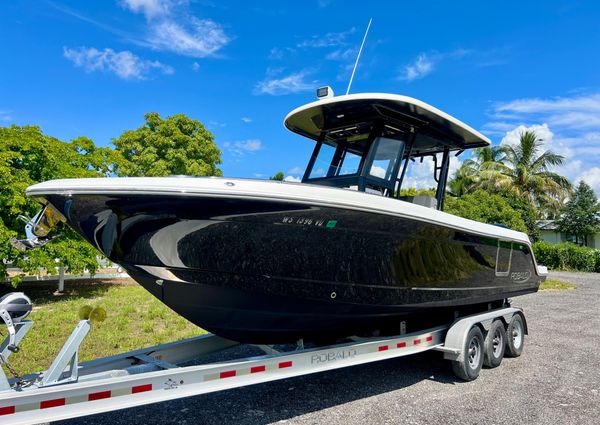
left=505, top=314, right=525, bottom=357
left=483, top=319, right=505, bottom=368
left=451, top=326, right=484, bottom=381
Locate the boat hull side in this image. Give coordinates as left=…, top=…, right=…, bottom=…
left=41, top=193, right=541, bottom=343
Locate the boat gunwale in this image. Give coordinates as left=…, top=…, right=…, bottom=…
left=27, top=178, right=541, bottom=276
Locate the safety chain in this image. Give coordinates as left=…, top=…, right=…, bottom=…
left=0, top=328, right=31, bottom=388
left=0, top=352, right=26, bottom=384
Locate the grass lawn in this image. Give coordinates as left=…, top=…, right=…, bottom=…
left=1, top=280, right=204, bottom=376
left=540, top=278, right=577, bottom=291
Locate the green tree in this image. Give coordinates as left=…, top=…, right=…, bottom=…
left=447, top=162, right=477, bottom=197
left=472, top=145, right=506, bottom=164
left=269, top=171, right=285, bottom=181
left=0, top=125, right=119, bottom=285
left=445, top=190, right=528, bottom=233
left=113, top=112, right=222, bottom=177
left=447, top=146, right=506, bottom=197
left=557, top=181, right=600, bottom=245
left=480, top=131, right=571, bottom=214
left=502, top=191, right=541, bottom=241
left=399, top=187, right=436, bottom=197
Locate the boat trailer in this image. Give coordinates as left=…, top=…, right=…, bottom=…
left=0, top=293, right=527, bottom=425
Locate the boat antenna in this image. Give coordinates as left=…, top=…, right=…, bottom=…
left=346, top=18, right=372, bottom=95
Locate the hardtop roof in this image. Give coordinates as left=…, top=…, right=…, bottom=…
left=284, top=93, right=490, bottom=155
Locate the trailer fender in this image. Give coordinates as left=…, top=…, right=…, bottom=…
left=440, top=307, right=524, bottom=361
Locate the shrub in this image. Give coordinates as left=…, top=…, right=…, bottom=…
left=445, top=190, right=528, bottom=233
left=594, top=250, right=600, bottom=273
left=533, top=241, right=599, bottom=272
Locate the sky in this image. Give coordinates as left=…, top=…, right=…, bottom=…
left=1, top=0, right=600, bottom=192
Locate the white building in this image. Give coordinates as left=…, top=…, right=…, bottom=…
left=537, top=220, right=600, bottom=248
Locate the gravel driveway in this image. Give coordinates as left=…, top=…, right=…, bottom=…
left=58, top=271, right=600, bottom=425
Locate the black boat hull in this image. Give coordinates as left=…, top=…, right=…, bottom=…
left=42, top=193, right=542, bottom=343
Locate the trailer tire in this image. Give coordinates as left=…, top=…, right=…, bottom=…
left=505, top=314, right=525, bottom=357
left=451, top=326, right=484, bottom=381
left=483, top=319, right=505, bottom=368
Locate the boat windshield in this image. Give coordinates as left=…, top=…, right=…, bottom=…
left=301, top=121, right=451, bottom=210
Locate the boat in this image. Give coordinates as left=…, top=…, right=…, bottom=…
left=13, top=90, right=546, bottom=343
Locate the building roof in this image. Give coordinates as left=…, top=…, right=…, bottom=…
left=537, top=219, right=559, bottom=231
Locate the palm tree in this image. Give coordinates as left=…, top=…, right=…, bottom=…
left=447, top=161, right=477, bottom=197
left=447, top=146, right=505, bottom=197
left=472, top=145, right=506, bottom=164
left=480, top=131, right=572, bottom=213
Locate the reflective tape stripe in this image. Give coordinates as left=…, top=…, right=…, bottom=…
left=219, top=370, right=236, bottom=379
left=397, top=342, right=406, bottom=348
left=88, top=391, right=111, bottom=401
left=278, top=361, right=292, bottom=369
left=426, top=335, right=433, bottom=342
left=378, top=345, right=389, bottom=351
left=0, top=406, right=15, bottom=416
left=250, top=365, right=266, bottom=373
left=40, top=398, right=65, bottom=409
left=131, top=384, right=152, bottom=393
left=413, top=339, right=421, bottom=345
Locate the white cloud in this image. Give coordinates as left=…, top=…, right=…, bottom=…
left=284, top=175, right=301, bottom=182
left=483, top=91, right=600, bottom=194
left=491, top=93, right=600, bottom=133
left=399, top=49, right=471, bottom=82
left=288, top=166, right=304, bottom=175
left=577, top=167, right=600, bottom=194
left=0, top=110, right=12, bottom=122
left=297, top=28, right=355, bottom=49
left=268, top=47, right=284, bottom=60
left=146, top=18, right=229, bottom=58
left=63, top=46, right=173, bottom=80
left=546, top=112, right=600, bottom=129
left=223, top=139, right=262, bottom=156
left=480, top=121, right=518, bottom=136
left=482, top=92, right=600, bottom=194
left=325, top=48, right=357, bottom=61
left=208, top=120, right=226, bottom=128
left=495, top=93, right=600, bottom=115
left=254, top=70, right=315, bottom=96
left=191, top=62, right=200, bottom=71
left=120, top=0, right=170, bottom=19
left=402, top=155, right=462, bottom=190
left=399, top=53, right=434, bottom=82
left=123, top=0, right=230, bottom=58
left=241, top=117, right=252, bottom=123
left=369, top=165, right=386, bottom=179
left=500, top=124, right=554, bottom=146
left=500, top=124, right=578, bottom=174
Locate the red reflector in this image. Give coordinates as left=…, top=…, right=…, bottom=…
left=0, top=406, right=15, bottom=416
left=397, top=342, right=406, bottom=348
left=413, top=339, right=421, bottom=345
left=132, top=384, right=152, bottom=393
left=278, top=361, right=292, bottom=369
left=251, top=365, right=266, bottom=373
left=378, top=345, right=389, bottom=351
left=426, top=335, right=433, bottom=342
left=88, top=391, right=111, bottom=401
left=220, top=370, right=237, bottom=379
left=40, top=398, right=66, bottom=409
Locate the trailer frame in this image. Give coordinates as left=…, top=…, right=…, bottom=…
left=0, top=305, right=526, bottom=425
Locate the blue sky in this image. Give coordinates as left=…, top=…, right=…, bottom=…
left=1, top=1, right=600, bottom=191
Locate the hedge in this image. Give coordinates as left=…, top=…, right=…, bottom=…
left=533, top=241, right=600, bottom=272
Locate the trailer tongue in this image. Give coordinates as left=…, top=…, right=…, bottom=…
left=0, top=292, right=528, bottom=425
